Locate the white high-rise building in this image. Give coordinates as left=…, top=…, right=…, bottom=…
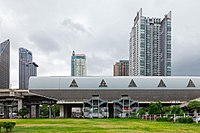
left=71, top=51, right=86, bottom=76
left=129, top=9, right=171, bottom=76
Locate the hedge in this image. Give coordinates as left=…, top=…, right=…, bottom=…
left=0, top=122, right=16, bottom=132
left=156, top=117, right=173, bottom=122
left=177, top=117, right=193, bottom=123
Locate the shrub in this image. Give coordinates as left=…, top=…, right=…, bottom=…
left=156, top=117, right=172, bottom=122
left=0, top=122, right=4, bottom=132
left=0, top=122, right=16, bottom=132
left=177, top=117, right=193, bottom=123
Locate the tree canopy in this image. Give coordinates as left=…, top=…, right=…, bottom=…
left=187, top=100, right=200, bottom=111
left=147, top=101, right=163, bottom=114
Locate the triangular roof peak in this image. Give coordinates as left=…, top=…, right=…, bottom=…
left=187, top=79, right=195, bottom=87
left=128, top=79, right=137, bottom=87
left=158, top=79, right=166, bottom=87
left=99, top=79, right=108, bottom=87
left=69, top=79, right=78, bottom=87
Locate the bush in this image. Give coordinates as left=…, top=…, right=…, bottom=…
left=156, top=117, right=172, bottom=122
left=177, top=117, right=193, bottom=123
left=0, top=122, right=16, bottom=132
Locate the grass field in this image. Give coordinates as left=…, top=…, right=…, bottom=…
left=2, top=118, right=200, bottom=133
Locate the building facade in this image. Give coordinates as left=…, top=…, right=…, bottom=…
left=129, top=9, right=171, bottom=76
left=113, top=60, right=129, bottom=76
left=29, top=76, right=200, bottom=118
left=0, top=40, right=10, bottom=89
left=71, top=51, right=86, bottom=76
left=19, top=48, right=38, bottom=89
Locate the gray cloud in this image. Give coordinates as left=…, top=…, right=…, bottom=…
left=28, top=31, right=60, bottom=54
left=0, top=0, right=200, bottom=88
left=62, top=18, right=89, bottom=34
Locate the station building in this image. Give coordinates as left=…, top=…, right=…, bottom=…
left=27, top=76, right=200, bottom=118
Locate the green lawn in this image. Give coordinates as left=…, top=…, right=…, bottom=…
left=2, top=118, right=200, bottom=133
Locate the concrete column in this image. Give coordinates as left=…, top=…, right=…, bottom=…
left=31, top=105, right=36, bottom=118
left=48, top=105, right=52, bottom=118
left=18, top=99, right=23, bottom=111
left=10, top=107, right=13, bottom=119
left=36, top=104, right=40, bottom=118
left=60, top=105, right=64, bottom=118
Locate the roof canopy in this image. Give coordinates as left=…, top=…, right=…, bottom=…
left=29, top=76, right=200, bottom=90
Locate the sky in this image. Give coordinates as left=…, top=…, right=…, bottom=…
left=0, top=0, right=200, bottom=88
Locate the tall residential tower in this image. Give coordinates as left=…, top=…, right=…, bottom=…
left=0, top=40, right=10, bottom=89
left=113, top=60, right=129, bottom=76
left=19, top=48, right=38, bottom=89
left=129, top=9, right=171, bottom=76
left=71, top=51, right=86, bottom=76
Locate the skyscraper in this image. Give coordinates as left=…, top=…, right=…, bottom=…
left=113, top=60, right=129, bottom=76
left=0, top=39, right=10, bottom=89
left=129, top=9, right=171, bottom=76
left=71, top=51, right=86, bottom=76
left=19, top=48, right=38, bottom=89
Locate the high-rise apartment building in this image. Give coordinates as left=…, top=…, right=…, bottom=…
left=0, top=40, right=10, bottom=89
left=129, top=9, right=171, bottom=76
left=113, top=60, right=129, bottom=76
left=19, top=48, right=38, bottom=89
left=71, top=51, right=86, bottom=76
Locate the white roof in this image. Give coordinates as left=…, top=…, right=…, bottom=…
left=29, top=76, right=200, bottom=90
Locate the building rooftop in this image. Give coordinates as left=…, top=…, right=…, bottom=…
left=29, top=76, right=200, bottom=90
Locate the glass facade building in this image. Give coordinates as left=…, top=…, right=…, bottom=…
left=129, top=9, right=171, bottom=76
left=71, top=51, right=86, bottom=76
left=113, top=60, right=129, bottom=76
left=0, top=40, right=10, bottom=89
left=19, top=48, right=38, bottom=89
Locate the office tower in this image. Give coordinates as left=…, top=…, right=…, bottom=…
left=0, top=40, right=10, bottom=89
left=19, top=48, right=38, bottom=89
left=113, top=60, right=129, bottom=76
left=129, top=8, right=171, bottom=76
left=71, top=51, right=86, bottom=76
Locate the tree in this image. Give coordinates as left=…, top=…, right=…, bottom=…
left=162, top=106, right=171, bottom=114
left=171, top=105, right=184, bottom=115
left=40, top=104, right=49, bottom=117
left=18, top=107, right=29, bottom=118
left=52, top=104, right=60, bottom=117
left=137, top=107, right=147, bottom=115
left=147, top=101, right=163, bottom=114
left=187, top=100, right=200, bottom=115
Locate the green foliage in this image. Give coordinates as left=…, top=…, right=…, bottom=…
left=177, top=117, right=193, bottom=123
left=40, top=104, right=49, bottom=117
left=147, top=101, right=163, bottom=114
left=171, top=105, right=184, bottom=115
left=187, top=100, right=200, bottom=111
left=137, top=107, right=147, bottom=115
left=156, top=117, right=173, bottom=122
left=129, top=112, right=139, bottom=119
left=0, top=122, right=16, bottom=132
left=52, top=104, right=60, bottom=117
left=18, top=107, right=29, bottom=118
left=162, top=106, right=171, bottom=114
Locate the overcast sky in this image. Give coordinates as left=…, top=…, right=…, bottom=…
left=0, top=0, right=200, bottom=88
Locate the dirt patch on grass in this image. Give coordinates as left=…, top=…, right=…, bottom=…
left=17, top=124, right=74, bottom=127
